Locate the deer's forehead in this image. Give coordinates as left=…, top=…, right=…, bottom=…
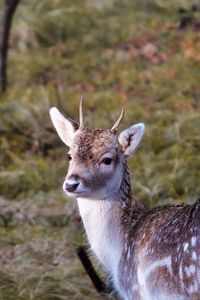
left=70, top=128, right=119, bottom=163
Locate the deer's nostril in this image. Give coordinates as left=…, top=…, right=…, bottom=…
left=65, top=182, right=79, bottom=193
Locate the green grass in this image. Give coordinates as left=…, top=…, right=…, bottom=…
left=0, top=0, right=200, bottom=298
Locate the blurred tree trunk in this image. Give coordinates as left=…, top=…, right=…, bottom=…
left=0, top=0, right=20, bottom=93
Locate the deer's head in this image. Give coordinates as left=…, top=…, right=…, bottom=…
left=49, top=98, right=145, bottom=200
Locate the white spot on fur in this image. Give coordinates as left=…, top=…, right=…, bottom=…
left=185, top=265, right=196, bottom=277
left=183, top=242, right=189, bottom=252
left=179, top=263, right=185, bottom=289
left=192, top=251, right=197, bottom=261
left=189, top=281, right=198, bottom=293
left=191, top=237, right=197, bottom=247
left=197, top=269, right=200, bottom=283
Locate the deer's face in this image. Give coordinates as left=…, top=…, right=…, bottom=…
left=49, top=100, right=145, bottom=200
left=64, top=128, right=125, bottom=199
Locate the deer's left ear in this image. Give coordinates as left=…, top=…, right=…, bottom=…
left=118, top=123, right=145, bottom=157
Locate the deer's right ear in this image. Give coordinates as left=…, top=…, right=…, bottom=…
left=49, top=107, right=76, bottom=147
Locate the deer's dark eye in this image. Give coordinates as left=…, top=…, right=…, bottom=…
left=67, top=153, right=72, bottom=161
left=102, top=158, right=112, bottom=165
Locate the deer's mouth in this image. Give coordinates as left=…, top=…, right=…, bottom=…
left=67, top=190, right=86, bottom=196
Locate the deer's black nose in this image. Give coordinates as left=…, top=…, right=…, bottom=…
left=65, top=182, right=79, bottom=193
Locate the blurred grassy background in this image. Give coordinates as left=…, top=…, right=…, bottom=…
left=0, top=0, right=200, bottom=299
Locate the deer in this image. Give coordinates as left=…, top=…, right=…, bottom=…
left=49, top=97, right=200, bottom=300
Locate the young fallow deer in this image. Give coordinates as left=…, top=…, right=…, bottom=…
left=50, top=98, right=200, bottom=300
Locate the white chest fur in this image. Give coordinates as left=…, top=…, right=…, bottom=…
left=77, top=197, right=122, bottom=282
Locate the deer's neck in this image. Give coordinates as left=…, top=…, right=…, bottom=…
left=77, top=198, right=123, bottom=276
left=77, top=162, right=141, bottom=277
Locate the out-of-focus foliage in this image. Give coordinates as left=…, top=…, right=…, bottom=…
left=0, top=0, right=199, bottom=299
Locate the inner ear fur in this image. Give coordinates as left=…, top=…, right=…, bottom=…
left=118, top=123, right=145, bottom=157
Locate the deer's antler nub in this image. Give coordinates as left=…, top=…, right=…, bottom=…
left=79, top=96, right=84, bottom=128
left=111, top=108, right=125, bottom=133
